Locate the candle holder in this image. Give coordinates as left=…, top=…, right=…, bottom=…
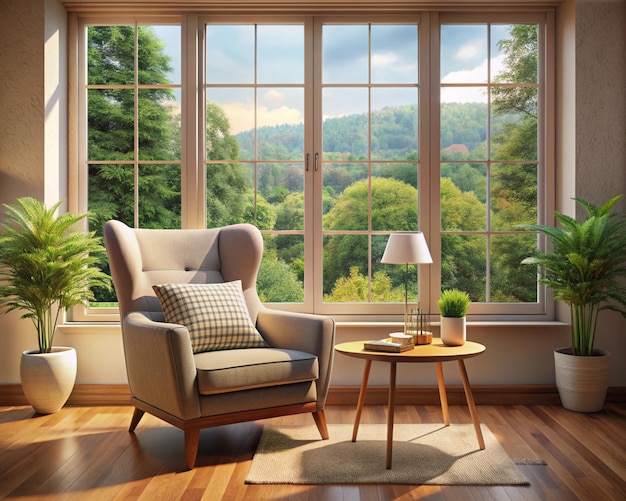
left=405, top=303, right=432, bottom=345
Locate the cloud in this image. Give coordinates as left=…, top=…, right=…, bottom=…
left=221, top=101, right=303, bottom=134
left=441, top=54, right=506, bottom=103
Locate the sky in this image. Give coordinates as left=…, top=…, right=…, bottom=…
left=153, top=23, right=513, bottom=134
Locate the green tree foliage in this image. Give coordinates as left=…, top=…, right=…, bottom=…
left=492, top=24, right=538, bottom=118
left=257, top=253, right=304, bottom=303
left=323, top=178, right=418, bottom=295
left=489, top=24, right=539, bottom=302
left=87, top=26, right=180, bottom=233
left=324, top=267, right=405, bottom=302
left=440, top=178, right=488, bottom=300
left=85, top=23, right=541, bottom=305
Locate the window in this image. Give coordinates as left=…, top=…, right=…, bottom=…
left=70, top=7, right=553, bottom=322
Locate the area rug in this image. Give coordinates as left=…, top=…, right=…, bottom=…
left=246, top=423, right=532, bottom=485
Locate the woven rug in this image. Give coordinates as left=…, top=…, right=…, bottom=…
left=246, top=423, right=532, bottom=485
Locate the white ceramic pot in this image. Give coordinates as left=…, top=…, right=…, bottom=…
left=554, top=348, right=610, bottom=413
left=20, top=347, right=77, bottom=414
left=440, top=316, right=466, bottom=346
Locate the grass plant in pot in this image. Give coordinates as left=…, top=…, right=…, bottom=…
left=438, top=289, right=471, bottom=346
left=522, top=195, right=626, bottom=412
left=0, top=198, right=110, bottom=414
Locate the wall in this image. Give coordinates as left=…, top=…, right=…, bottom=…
left=0, top=0, right=625, bottom=389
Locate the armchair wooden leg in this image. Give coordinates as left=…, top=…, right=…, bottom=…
left=312, top=410, right=329, bottom=440
left=129, top=408, right=145, bottom=432
left=184, top=428, right=200, bottom=470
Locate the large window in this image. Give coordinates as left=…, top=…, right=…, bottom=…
left=71, top=8, right=553, bottom=321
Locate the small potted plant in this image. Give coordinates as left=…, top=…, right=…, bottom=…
left=522, top=195, right=626, bottom=412
left=438, top=289, right=470, bottom=346
left=0, top=197, right=111, bottom=413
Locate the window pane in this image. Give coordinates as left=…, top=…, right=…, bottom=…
left=491, top=163, right=537, bottom=230
left=88, top=89, right=134, bottom=161
left=260, top=163, right=304, bottom=230
left=323, top=164, right=369, bottom=231
left=257, top=25, right=304, bottom=84
left=490, top=233, right=538, bottom=302
left=322, top=88, right=368, bottom=160
left=88, top=164, right=134, bottom=231
left=206, top=25, right=254, bottom=84
left=259, top=234, right=305, bottom=302
left=491, top=87, right=537, bottom=161
left=371, top=167, right=418, bottom=232
left=206, top=90, right=254, bottom=161
left=322, top=163, right=368, bottom=219
left=206, top=163, right=253, bottom=227
left=440, top=99, right=488, bottom=160
left=491, top=24, right=537, bottom=83
left=441, top=234, right=487, bottom=301
left=371, top=24, right=418, bottom=84
left=258, top=88, right=304, bottom=161
left=87, top=26, right=134, bottom=85
left=138, top=89, right=181, bottom=161
left=323, top=234, right=369, bottom=300
left=138, top=164, right=181, bottom=228
left=322, top=25, right=369, bottom=84
left=441, top=164, right=487, bottom=231
left=441, top=24, right=488, bottom=84
left=371, top=88, right=418, bottom=161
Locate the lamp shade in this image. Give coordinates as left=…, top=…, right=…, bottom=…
left=381, top=232, right=433, bottom=264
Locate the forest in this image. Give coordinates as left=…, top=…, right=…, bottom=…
left=86, top=24, right=539, bottom=306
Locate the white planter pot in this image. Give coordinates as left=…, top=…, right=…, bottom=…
left=20, top=347, right=77, bottom=414
left=554, top=348, right=610, bottom=413
left=440, top=316, right=466, bottom=346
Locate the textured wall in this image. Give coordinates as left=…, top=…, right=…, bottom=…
left=575, top=0, right=626, bottom=207
left=0, top=0, right=46, bottom=203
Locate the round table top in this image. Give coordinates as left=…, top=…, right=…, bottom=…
left=335, top=338, right=486, bottom=363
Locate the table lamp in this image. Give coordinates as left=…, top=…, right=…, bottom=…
left=381, top=232, right=433, bottom=342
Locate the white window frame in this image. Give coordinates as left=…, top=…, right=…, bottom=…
left=67, top=5, right=555, bottom=324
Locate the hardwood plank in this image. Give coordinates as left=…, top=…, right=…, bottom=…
left=0, top=403, right=625, bottom=499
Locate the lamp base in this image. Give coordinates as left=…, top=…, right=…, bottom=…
left=414, top=331, right=433, bottom=345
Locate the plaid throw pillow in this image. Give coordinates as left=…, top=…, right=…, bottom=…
left=152, top=281, right=267, bottom=353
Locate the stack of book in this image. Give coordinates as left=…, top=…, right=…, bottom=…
left=363, top=338, right=415, bottom=352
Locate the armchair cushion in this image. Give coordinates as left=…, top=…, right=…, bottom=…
left=153, top=281, right=267, bottom=353
left=194, top=348, right=318, bottom=395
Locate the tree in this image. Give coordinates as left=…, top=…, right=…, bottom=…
left=323, top=177, right=418, bottom=297
left=87, top=26, right=180, bottom=233
left=492, top=24, right=538, bottom=119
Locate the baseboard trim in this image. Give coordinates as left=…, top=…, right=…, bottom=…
left=1, top=384, right=624, bottom=407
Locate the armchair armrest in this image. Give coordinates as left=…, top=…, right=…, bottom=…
left=256, top=308, right=335, bottom=408
left=122, top=312, right=201, bottom=420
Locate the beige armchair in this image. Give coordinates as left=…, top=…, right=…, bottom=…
left=103, top=220, right=335, bottom=469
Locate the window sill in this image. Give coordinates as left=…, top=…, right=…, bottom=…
left=56, top=320, right=568, bottom=335
left=337, top=320, right=568, bottom=330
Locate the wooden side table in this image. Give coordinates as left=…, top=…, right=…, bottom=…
left=335, top=338, right=486, bottom=469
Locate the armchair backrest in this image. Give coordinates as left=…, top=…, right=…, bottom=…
left=103, top=220, right=264, bottom=321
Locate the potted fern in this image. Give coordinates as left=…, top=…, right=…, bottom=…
left=0, top=197, right=110, bottom=413
left=438, top=288, right=471, bottom=346
left=522, top=195, right=626, bottom=412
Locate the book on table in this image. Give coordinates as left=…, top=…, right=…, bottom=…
left=363, top=338, right=415, bottom=352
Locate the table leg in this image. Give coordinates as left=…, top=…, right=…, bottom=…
left=436, top=362, right=450, bottom=426
left=458, top=359, right=485, bottom=449
left=386, top=362, right=397, bottom=469
left=352, top=359, right=372, bottom=442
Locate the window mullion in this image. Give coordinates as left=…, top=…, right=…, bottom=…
left=182, top=13, right=203, bottom=228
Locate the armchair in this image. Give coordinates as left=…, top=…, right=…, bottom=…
left=103, top=220, right=335, bottom=469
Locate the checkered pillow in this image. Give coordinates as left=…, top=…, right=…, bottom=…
left=152, top=281, right=267, bottom=353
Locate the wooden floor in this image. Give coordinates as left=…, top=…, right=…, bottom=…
left=0, top=403, right=624, bottom=500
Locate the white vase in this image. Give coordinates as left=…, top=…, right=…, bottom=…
left=20, top=347, right=77, bottom=414
left=440, top=316, right=466, bottom=346
left=554, top=348, right=610, bottom=413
